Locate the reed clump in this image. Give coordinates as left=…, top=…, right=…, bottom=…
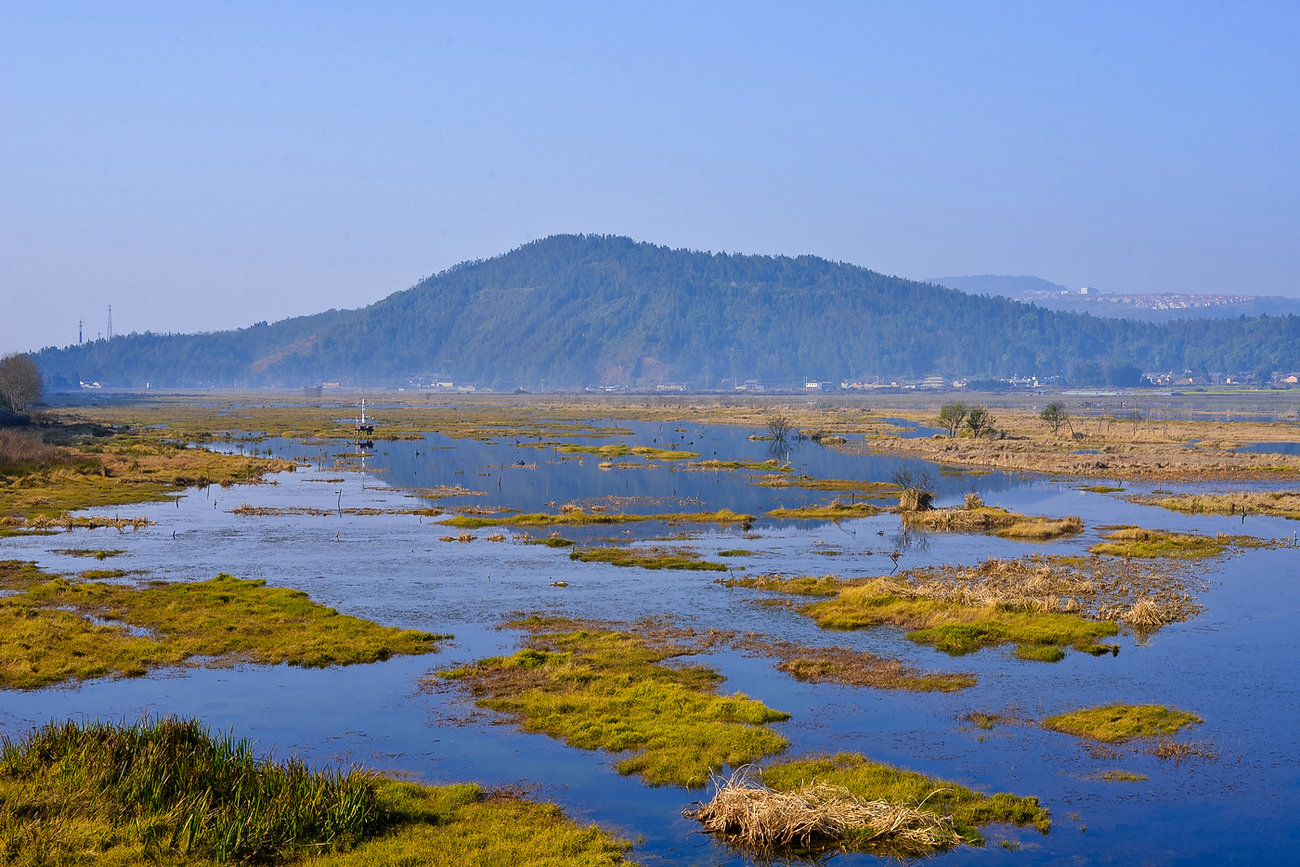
left=685, top=754, right=1049, bottom=858
left=684, top=771, right=962, bottom=856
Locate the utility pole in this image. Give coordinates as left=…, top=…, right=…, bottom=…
left=79, top=320, right=83, bottom=344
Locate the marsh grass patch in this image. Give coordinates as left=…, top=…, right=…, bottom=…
left=768, top=499, right=884, bottom=520
left=0, top=564, right=448, bottom=689
left=569, top=546, right=727, bottom=571
left=1088, top=526, right=1249, bottom=559
left=431, top=617, right=789, bottom=787
left=1042, top=703, right=1203, bottom=743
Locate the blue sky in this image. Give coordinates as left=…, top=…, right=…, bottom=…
left=3, top=1, right=1297, bottom=355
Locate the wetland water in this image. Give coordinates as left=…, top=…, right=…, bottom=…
left=3, top=420, right=1299, bottom=864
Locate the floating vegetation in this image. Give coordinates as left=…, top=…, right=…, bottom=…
left=764, top=644, right=975, bottom=692
left=1088, top=526, right=1250, bottom=559
left=958, top=709, right=1033, bottom=731
left=1092, top=769, right=1149, bottom=782
left=524, top=533, right=576, bottom=548
left=556, top=443, right=699, bottom=461
left=759, top=476, right=897, bottom=496
left=442, top=507, right=752, bottom=529
left=1043, top=703, right=1203, bottom=743
left=51, top=548, right=125, bottom=559
left=0, top=563, right=448, bottom=689
left=717, top=548, right=754, bottom=557
left=689, top=458, right=790, bottom=472
left=685, top=754, right=1049, bottom=858
left=569, top=546, right=727, bottom=571
left=1147, top=739, right=1219, bottom=762
left=768, top=499, right=884, bottom=520
left=78, top=568, right=132, bottom=580
left=1082, top=485, right=1125, bottom=493
left=721, top=573, right=844, bottom=597
left=432, top=617, right=789, bottom=787
left=0, top=716, right=635, bottom=866
left=1130, top=489, right=1300, bottom=520
left=232, top=504, right=442, bottom=517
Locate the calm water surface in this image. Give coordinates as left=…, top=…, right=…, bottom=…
left=2, top=420, right=1298, bottom=864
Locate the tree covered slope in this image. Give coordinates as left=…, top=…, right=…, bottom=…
left=33, top=235, right=1300, bottom=389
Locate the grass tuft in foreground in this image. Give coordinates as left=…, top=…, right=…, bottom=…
left=0, top=717, right=636, bottom=866
left=433, top=618, right=789, bottom=787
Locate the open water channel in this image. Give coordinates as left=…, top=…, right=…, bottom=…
left=2, top=417, right=1298, bottom=864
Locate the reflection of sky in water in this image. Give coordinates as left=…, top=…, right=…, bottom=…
left=247, top=420, right=1030, bottom=529
left=1, top=420, right=1297, bottom=864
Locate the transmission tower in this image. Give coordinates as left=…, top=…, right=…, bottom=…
left=107, top=305, right=113, bottom=340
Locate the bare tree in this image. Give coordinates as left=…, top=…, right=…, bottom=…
left=0, top=354, right=42, bottom=414
left=766, top=413, right=795, bottom=441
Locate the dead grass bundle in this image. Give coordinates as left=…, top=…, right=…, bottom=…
left=684, top=771, right=961, bottom=855
left=1120, top=597, right=1168, bottom=628
left=897, top=488, right=934, bottom=511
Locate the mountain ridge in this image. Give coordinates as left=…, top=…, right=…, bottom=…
left=33, top=234, right=1300, bottom=390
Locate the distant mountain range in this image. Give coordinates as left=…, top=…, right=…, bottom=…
left=932, top=275, right=1300, bottom=323
left=33, top=235, right=1300, bottom=391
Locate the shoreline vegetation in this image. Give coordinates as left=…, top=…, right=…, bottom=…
left=0, top=716, right=637, bottom=866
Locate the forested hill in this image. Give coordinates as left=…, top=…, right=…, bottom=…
left=33, top=234, right=1300, bottom=390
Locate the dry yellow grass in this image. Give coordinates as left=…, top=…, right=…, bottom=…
left=684, top=771, right=961, bottom=854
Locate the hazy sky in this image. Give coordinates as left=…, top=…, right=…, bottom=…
left=3, top=1, right=1297, bottom=355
